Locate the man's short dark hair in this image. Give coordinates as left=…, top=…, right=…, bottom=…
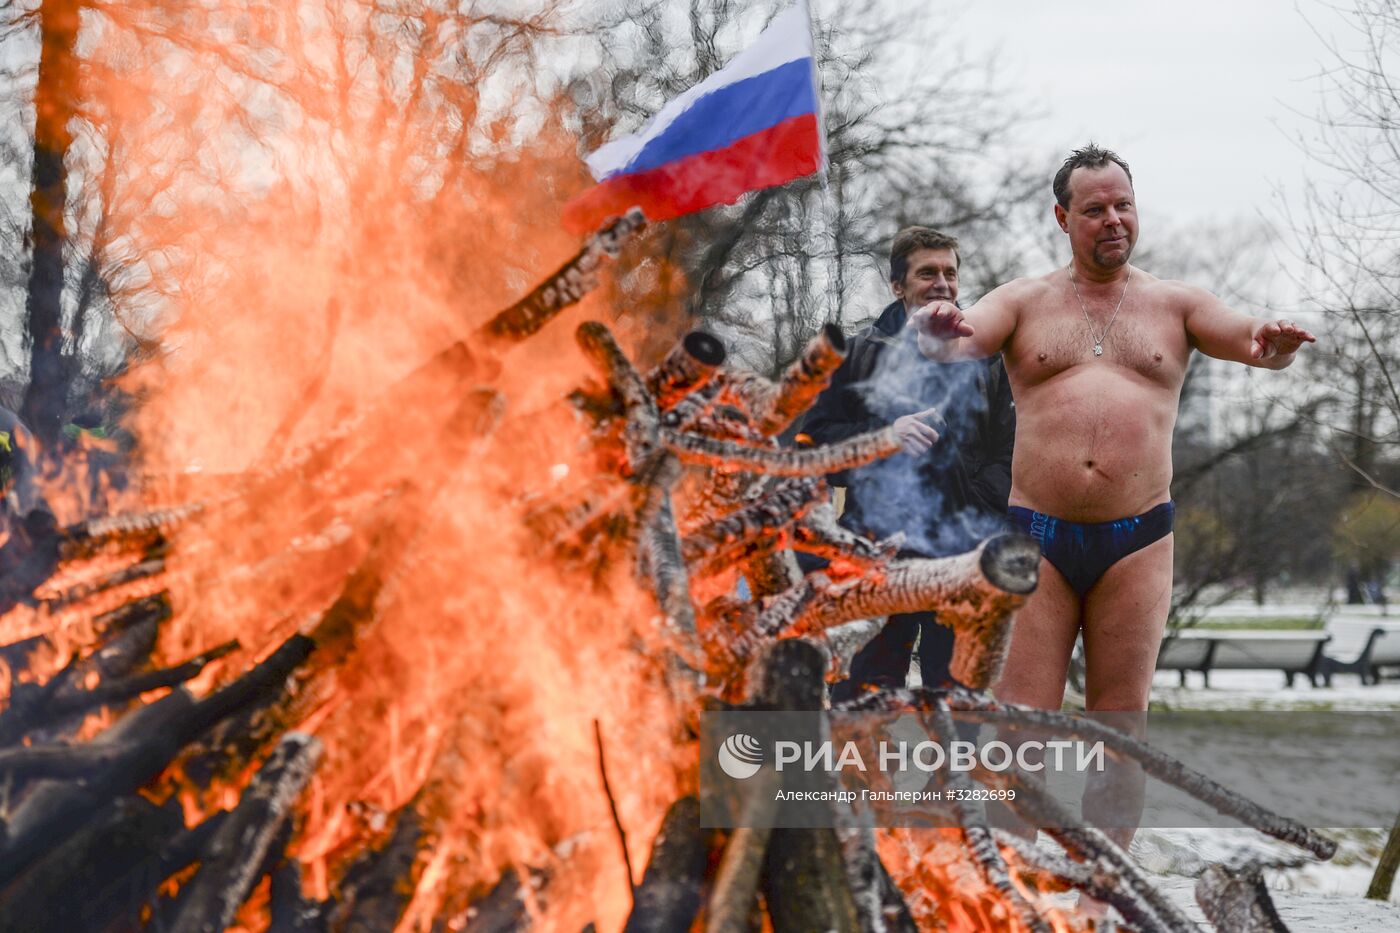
left=1053, top=145, right=1133, bottom=209
left=889, top=227, right=960, bottom=284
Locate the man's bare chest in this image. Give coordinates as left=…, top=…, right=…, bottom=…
left=1009, top=304, right=1187, bottom=387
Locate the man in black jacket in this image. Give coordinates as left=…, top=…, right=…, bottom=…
left=802, top=227, right=1016, bottom=697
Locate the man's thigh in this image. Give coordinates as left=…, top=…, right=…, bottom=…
left=994, top=557, right=1081, bottom=710
left=1082, top=532, right=1174, bottom=711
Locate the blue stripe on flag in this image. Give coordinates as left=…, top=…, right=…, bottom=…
left=613, top=58, right=817, bottom=178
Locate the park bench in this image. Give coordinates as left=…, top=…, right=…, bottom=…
left=1156, top=630, right=1332, bottom=688
left=1319, top=626, right=1400, bottom=686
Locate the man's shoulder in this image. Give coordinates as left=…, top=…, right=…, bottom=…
left=983, top=271, right=1058, bottom=307
left=1132, top=268, right=1212, bottom=315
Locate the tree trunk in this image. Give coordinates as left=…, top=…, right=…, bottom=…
left=1367, top=810, right=1400, bottom=901
left=21, top=0, right=83, bottom=445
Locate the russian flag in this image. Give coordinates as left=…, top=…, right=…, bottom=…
left=564, top=2, right=825, bottom=233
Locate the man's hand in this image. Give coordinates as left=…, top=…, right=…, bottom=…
left=1251, top=319, right=1317, bottom=360
left=910, top=301, right=976, bottom=341
left=893, top=408, right=940, bottom=455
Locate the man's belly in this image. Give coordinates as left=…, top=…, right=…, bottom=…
left=1008, top=374, right=1177, bottom=522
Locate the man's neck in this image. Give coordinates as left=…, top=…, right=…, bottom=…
left=1070, top=257, right=1132, bottom=286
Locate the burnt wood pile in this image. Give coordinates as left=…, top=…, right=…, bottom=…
left=0, top=209, right=1336, bottom=932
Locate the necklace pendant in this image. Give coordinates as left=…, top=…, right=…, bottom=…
left=1093, top=343, right=1104, bottom=356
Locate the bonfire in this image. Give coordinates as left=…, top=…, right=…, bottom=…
left=0, top=207, right=1337, bottom=933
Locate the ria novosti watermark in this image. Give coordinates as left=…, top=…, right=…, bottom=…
left=701, top=709, right=1400, bottom=829
left=719, top=734, right=1104, bottom=777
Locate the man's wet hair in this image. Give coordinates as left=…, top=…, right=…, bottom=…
left=1053, top=145, right=1133, bottom=209
left=889, top=226, right=960, bottom=284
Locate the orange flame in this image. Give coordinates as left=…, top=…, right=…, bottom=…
left=20, top=2, right=700, bottom=930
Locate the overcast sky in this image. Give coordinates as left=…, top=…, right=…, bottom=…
left=937, top=0, right=1353, bottom=227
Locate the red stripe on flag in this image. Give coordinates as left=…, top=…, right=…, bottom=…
left=563, top=113, right=822, bottom=234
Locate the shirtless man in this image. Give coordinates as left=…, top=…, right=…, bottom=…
left=913, top=145, right=1316, bottom=715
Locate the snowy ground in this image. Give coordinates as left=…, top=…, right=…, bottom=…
left=1135, top=598, right=1399, bottom=928
left=916, top=594, right=1400, bottom=928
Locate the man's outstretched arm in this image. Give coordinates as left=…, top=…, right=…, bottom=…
left=908, top=283, right=1020, bottom=362
left=1182, top=285, right=1317, bottom=369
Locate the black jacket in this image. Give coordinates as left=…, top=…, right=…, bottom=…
left=801, top=300, right=1016, bottom=558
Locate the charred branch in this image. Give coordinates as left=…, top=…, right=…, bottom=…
left=169, top=733, right=322, bottom=933
left=834, top=821, right=919, bottom=933
left=925, top=697, right=1052, bottom=933
left=793, top=534, right=1040, bottom=689
left=577, top=321, right=661, bottom=468
left=790, top=502, right=901, bottom=572
left=623, top=795, right=708, bottom=933
left=639, top=474, right=696, bottom=634
left=1195, top=861, right=1292, bottom=933
left=942, top=688, right=1338, bottom=861
left=0, top=632, right=315, bottom=887
left=0, top=607, right=160, bottom=746
left=680, top=478, right=821, bottom=572
left=332, top=805, right=426, bottom=933
left=702, top=576, right=822, bottom=674
left=976, top=765, right=1197, bottom=933
left=756, top=324, right=847, bottom=436
left=646, top=331, right=727, bottom=411
left=479, top=208, right=645, bottom=347
left=3, top=640, right=240, bottom=752
left=0, top=794, right=184, bottom=931
left=59, top=503, right=202, bottom=561
left=41, top=555, right=166, bottom=613
left=662, top=425, right=900, bottom=477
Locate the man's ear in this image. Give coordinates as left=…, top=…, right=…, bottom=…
left=1054, top=203, right=1069, bottom=233
left=890, top=278, right=905, bottom=301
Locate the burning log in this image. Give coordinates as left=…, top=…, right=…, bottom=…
left=623, top=795, right=709, bottom=933
left=749, top=640, right=861, bottom=933
left=478, top=208, right=646, bottom=348
left=0, top=794, right=184, bottom=931
left=646, top=330, right=727, bottom=410
left=790, top=501, right=901, bottom=571
left=167, top=732, right=322, bottom=933
left=40, top=554, right=166, bottom=613
left=1, top=640, right=239, bottom=754
left=925, top=697, right=1054, bottom=933
left=327, top=804, right=427, bottom=932
left=0, top=630, right=314, bottom=887
left=755, top=324, right=847, bottom=437
left=576, top=321, right=662, bottom=468
left=640, top=484, right=697, bottom=634
left=0, top=593, right=170, bottom=746
left=700, top=575, right=823, bottom=675
left=269, top=846, right=319, bottom=933
left=680, top=477, right=822, bottom=574
left=59, top=503, right=203, bottom=561
left=662, top=424, right=900, bottom=477
left=793, top=534, right=1040, bottom=689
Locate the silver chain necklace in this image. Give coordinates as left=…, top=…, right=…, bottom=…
left=1069, top=266, right=1130, bottom=356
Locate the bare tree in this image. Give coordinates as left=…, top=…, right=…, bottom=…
left=1286, top=0, right=1400, bottom=498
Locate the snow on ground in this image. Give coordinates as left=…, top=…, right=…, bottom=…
left=1137, top=600, right=1400, bottom=928
left=1151, top=666, right=1400, bottom=711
